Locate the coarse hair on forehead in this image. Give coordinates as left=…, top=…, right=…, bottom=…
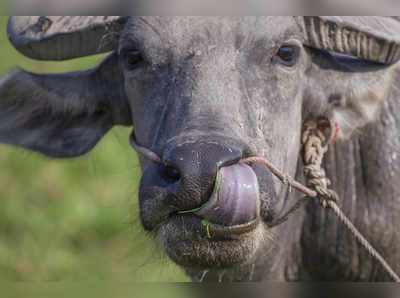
left=117, top=16, right=305, bottom=65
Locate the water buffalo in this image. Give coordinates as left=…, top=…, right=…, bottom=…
left=1, top=16, right=400, bottom=281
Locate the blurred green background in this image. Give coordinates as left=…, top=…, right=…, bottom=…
left=0, top=16, right=188, bottom=281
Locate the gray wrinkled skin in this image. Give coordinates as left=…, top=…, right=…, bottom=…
left=123, top=17, right=304, bottom=276
left=0, top=17, right=399, bottom=281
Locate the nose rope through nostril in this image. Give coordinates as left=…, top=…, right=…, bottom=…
left=129, top=130, right=163, bottom=164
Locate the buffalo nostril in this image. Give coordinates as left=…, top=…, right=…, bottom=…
left=161, top=164, right=181, bottom=184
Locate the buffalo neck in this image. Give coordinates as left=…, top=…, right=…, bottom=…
left=299, top=69, right=400, bottom=281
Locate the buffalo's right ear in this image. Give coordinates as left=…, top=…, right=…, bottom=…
left=0, top=52, right=132, bottom=158
left=303, top=49, right=395, bottom=140
left=300, top=16, right=400, bottom=139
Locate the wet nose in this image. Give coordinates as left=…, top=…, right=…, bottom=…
left=160, top=141, right=243, bottom=212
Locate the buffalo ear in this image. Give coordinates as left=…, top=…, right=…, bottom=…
left=0, top=52, right=132, bottom=158
left=304, top=49, right=395, bottom=139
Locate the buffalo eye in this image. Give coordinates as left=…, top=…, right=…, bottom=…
left=275, top=45, right=300, bottom=66
left=124, top=50, right=143, bottom=69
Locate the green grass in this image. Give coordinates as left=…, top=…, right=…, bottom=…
left=0, top=16, right=188, bottom=281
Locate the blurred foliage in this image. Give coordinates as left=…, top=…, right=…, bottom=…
left=0, top=16, right=188, bottom=281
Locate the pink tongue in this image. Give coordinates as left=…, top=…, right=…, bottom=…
left=195, top=163, right=260, bottom=226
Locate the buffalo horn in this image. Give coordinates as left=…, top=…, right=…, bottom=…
left=299, top=16, right=400, bottom=64
left=7, top=16, right=128, bottom=61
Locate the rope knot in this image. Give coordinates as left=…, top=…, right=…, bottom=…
left=301, top=118, right=339, bottom=207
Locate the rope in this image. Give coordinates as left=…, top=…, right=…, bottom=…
left=243, top=117, right=400, bottom=282
left=301, top=118, right=339, bottom=207
left=327, top=200, right=400, bottom=282
left=302, top=119, right=399, bottom=281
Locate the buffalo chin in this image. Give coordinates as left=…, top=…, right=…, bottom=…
left=157, top=215, right=267, bottom=269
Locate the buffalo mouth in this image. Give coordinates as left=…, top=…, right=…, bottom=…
left=154, top=163, right=266, bottom=269
left=163, top=213, right=260, bottom=241
left=158, top=214, right=264, bottom=269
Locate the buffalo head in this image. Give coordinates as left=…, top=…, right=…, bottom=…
left=1, top=16, right=399, bottom=281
